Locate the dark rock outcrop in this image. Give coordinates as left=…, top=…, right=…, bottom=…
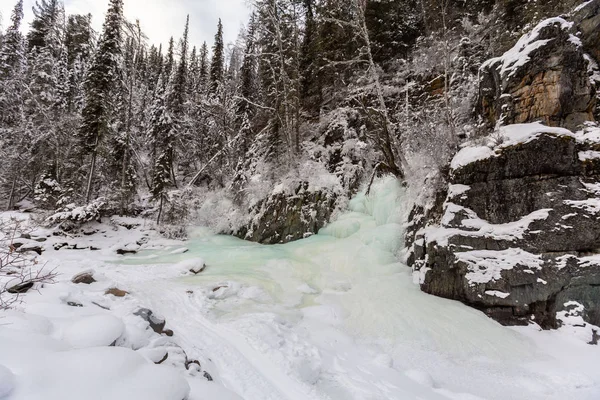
left=408, top=7, right=600, bottom=330
left=478, top=17, right=596, bottom=131
left=235, top=109, right=367, bottom=244
left=408, top=129, right=600, bottom=328
left=236, top=183, right=338, bottom=244
left=572, top=0, right=600, bottom=62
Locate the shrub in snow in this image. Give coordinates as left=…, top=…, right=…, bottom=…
left=47, top=198, right=106, bottom=226
left=0, top=219, right=56, bottom=309
left=34, top=171, right=66, bottom=210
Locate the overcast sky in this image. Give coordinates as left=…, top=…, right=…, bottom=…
left=1, top=0, right=251, bottom=48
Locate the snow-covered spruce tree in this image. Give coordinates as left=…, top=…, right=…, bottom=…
left=148, top=73, right=175, bottom=224
left=0, top=0, right=25, bottom=126
left=64, top=14, right=94, bottom=113
left=0, top=0, right=27, bottom=210
left=236, top=13, right=258, bottom=157
left=364, top=0, right=423, bottom=65
left=147, top=15, right=191, bottom=223
left=190, top=18, right=232, bottom=188
left=299, top=0, right=320, bottom=116
left=198, top=41, right=209, bottom=90
left=209, top=19, right=225, bottom=95
left=79, top=0, right=125, bottom=203
left=230, top=13, right=260, bottom=195
left=27, top=0, right=62, bottom=52
left=164, top=36, right=174, bottom=79
left=255, top=0, right=302, bottom=166
left=320, top=0, right=406, bottom=179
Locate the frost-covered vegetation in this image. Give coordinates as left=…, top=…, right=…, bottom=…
left=1, top=0, right=583, bottom=229
left=1, top=0, right=600, bottom=399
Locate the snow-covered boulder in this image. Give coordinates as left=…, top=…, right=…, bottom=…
left=176, top=258, right=205, bottom=274
left=236, top=182, right=338, bottom=244
left=134, top=308, right=166, bottom=334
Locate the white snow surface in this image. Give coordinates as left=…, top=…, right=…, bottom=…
left=2, top=177, right=600, bottom=400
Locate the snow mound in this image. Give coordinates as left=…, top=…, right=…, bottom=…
left=0, top=319, right=190, bottom=400
left=176, top=257, right=206, bottom=274
left=0, top=365, right=16, bottom=398
left=62, top=315, right=125, bottom=348
left=450, top=146, right=495, bottom=171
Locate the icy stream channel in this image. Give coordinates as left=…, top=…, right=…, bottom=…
left=120, top=177, right=600, bottom=400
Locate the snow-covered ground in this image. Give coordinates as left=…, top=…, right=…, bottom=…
left=1, top=177, right=600, bottom=400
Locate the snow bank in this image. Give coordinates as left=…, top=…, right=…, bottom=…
left=0, top=314, right=190, bottom=400
left=498, top=122, right=573, bottom=146
left=62, top=315, right=125, bottom=348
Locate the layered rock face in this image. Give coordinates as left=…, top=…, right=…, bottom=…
left=478, top=16, right=597, bottom=130
left=409, top=125, right=600, bottom=328
left=409, top=7, right=600, bottom=333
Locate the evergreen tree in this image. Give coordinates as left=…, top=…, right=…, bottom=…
left=65, top=14, right=93, bottom=111
left=209, top=19, right=224, bottom=94
left=236, top=13, right=258, bottom=158
left=172, top=15, right=189, bottom=116
left=79, top=0, right=125, bottom=202
left=256, top=0, right=302, bottom=162
left=164, top=36, right=174, bottom=77
left=199, top=41, right=209, bottom=92
left=0, top=0, right=27, bottom=209
left=148, top=72, right=176, bottom=223
left=299, top=0, right=320, bottom=114
left=27, top=0, right=61, bottom=52
left=365, top=0, right=423, bottom=64
left=0, top=0, right=24, bottom=81
left=238, top=13, right=258, bottom=118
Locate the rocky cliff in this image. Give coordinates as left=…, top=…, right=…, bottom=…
left=408, top=3, right=600, bottom=337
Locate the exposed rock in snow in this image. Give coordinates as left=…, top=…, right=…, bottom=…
left=71, top=271, right=96, bottom=285
left=134, top=308, right=167, bottom=334
left=105, top=288, right=129, bottom=297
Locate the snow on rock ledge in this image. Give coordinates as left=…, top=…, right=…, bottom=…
left=478, top=15, right=596, bottom=130
left=408, top=122, right=600, bottom=330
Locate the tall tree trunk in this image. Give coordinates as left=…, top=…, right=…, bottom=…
left=6, top=173, right=17, bottom=211
left=85, top=134, right=100, bottom=203
left=156, top=195, right=163, bottom=225
left=355, top=0, right=407, bottom=179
